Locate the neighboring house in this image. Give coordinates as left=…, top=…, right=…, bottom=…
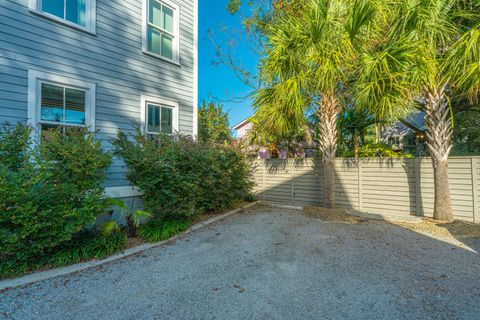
left=235, top=112, right=427, bottom=155
left=381, top=112, right=427, bottom=154
left=233, top=117, right=253, bottom=141
left=0, top=0, right=198, bottom=198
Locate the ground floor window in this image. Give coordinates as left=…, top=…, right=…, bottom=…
left=141, top=95, right=179, bottom=137
left=28, top=69, right=96, bottom=142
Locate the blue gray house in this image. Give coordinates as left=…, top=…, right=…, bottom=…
left=0, top=0, right=198, bottom=198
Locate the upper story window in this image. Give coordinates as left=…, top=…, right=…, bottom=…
left=143, top=0, right=180, bottom=64
left=29, top=0, right=96, bottom=33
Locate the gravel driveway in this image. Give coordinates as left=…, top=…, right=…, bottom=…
left=1, top=205, right=480, bottom=320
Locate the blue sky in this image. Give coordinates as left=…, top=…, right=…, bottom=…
left=198, top=0, right=257, bottom=128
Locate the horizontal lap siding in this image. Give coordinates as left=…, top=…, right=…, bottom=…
left=0, top=0, right=195, bottom=187
left=254, top=157, right=479, bottom=222
left=294, top=160, right=322, bottom=206
left=335, top=160, right=359, bottom=210
left=361, top=159, right=416, bottom=215
left=263, top=160, right=293, bottom=204
left=417, top=158, right=475, bottom=221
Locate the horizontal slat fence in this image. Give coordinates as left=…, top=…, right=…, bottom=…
left=253, top=157, right=480, bottom=222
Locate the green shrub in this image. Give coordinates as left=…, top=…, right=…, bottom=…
left=339, top=143, right=414, bottom=158
left=0, top=124, right=112, bottom=276
left=112, top=130, right=253, bottom=221
left=138, top=220, right=191, bottom=242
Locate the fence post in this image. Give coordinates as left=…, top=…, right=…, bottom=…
left=262, top=160, right=266, bottom=201
left=415, top=158, right=422, bottom=216
left=291, top=160, right=295, bottom=205
left=471, top=158, right=479, bottom=223
left=358, top=159, right=363, bottom=211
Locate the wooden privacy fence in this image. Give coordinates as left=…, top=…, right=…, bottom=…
left=252, top=157, right=480, bottom=223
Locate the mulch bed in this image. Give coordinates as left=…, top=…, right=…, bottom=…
left=303, top=206, right=368, bottom=224
left=395, top=219, right=480, bottom=239
left=302, top=206, right=480, bottom=240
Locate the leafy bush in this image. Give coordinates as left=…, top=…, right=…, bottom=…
left=138, top=220, right=191, bottom=242
left=112, top=130, right=253, bottom=221
left=358, top=143, right=414, bottom=158
left=339, top=143, right=414, bottom=158
left=0, top=124, right=111, bottom=276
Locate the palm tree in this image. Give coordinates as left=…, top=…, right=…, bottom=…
left=254, top=0, right=384, bottom=208
left=357, top=0, right=480, bottom=221
left=337, top=106, right=375, bottom=159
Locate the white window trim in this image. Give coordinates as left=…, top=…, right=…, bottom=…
left=28, top=0, right=96, bottom=34
left=142, top=0, right=181, bottom=65
left=140, top=94, right=179, bottom=135
left=28, top=69, right=96, bottom=142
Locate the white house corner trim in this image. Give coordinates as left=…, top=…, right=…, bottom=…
left=192, top=0, right=199, bottom=139
left=27, top=69, right=38, bottom=129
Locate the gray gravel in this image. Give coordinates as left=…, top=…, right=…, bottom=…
left=1, top=205, right=479, bottom=320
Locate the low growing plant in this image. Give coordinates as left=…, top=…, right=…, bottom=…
left=49, top=231, right=127, bottom=268
left=101, top=198, right=152, bottom=237
left=138, top=220, right=191, bottom=243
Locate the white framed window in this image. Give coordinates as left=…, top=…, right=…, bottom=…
left=28, top=69, right=96, bottom=141
left=29, top=0, right=96, bottom=33
left=140, top=95, right=179, bottom=136
left=142, top=0, right=180, bottom=64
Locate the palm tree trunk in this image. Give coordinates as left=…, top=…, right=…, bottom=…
left=354, top=129, right=360, bottom=160
left=375, top=125, right=381, bottom=144
left=425, top=84, right=454, bottom=222
left=317, top=93, right=340, bottom=209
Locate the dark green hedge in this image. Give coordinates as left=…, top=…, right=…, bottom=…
left=0, top=124, right=111, bottom=276
left=113, top=130, right=254, bottom=221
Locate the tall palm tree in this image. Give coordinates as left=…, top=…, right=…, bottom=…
left=357, top=0, right=480, bottom=221
left=254, top=0, right=384, bottom=208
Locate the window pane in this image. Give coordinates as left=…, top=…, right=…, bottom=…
left=163, top=6, right=174, bottom=33
left=148, top=27, right=162, bottom=55
left=66, top=0, right=87, bottom=26
left=41, top=0, right=65, bottom=19
left=147, top=104, right=161, bottom=133
left=162, top=34, right=173, bottom=60
left=149, top=0, right=162, bottom=27
left=41, top=83, right=64, bottom=123
left=65, top=88, right=86, bottom=125
left=161, top=107, right=173, bottom=134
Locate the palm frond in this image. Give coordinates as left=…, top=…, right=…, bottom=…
left=444, top=26, right=480, bottom=103
left=101, top=220, right=121, bottom=236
